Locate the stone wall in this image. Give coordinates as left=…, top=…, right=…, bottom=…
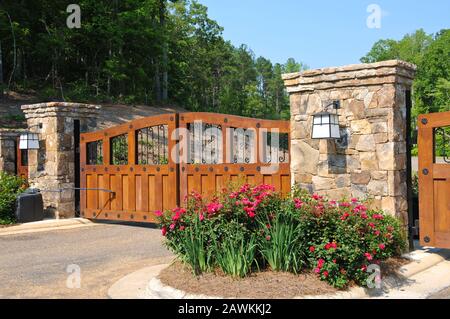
left=0, top=130, right=22, bottom=174
left=283, top=60, right=416, bottom=224
left=21, top=102, right=100, bottom=218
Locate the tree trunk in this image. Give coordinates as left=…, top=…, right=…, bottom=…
left=159, top=0, right=168, bottom=101
left=0, top=40, right=3, bottom=98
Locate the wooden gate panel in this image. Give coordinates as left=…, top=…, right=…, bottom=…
left=418, top=111, right=450, bottom=248
left=80, top=114, right=178, bottom=223
left=179, top=113, right=291, bottom=201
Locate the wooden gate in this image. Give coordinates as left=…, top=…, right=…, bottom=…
left=418, top=111, right=450, bottom=248
left=80, top=113, right=291, bottom=223
left=16, top=138, right=28, bottom=180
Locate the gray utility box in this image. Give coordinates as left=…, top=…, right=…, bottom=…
left=15, top=189, right=44, bottom=223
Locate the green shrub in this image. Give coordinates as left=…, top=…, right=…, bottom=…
left=0, top=172, right=26, bottom=224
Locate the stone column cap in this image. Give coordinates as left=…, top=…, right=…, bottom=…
left=282, top=60, right=417, bottom=93
left=21, top=102, right=101, bottom=119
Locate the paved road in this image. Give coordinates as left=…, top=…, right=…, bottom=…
left=0, top=222, right=173, bottom=298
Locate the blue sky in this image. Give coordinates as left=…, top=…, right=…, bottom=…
left=198, top=0, right=450, bottom=69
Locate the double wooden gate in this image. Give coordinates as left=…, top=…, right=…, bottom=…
left=418, top=110, right=450, bottom=248
left=80, top=113, right=291, bottom=223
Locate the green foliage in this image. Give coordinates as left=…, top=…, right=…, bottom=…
left=0, top=172, right=26, bottom=224
left=0, top=0, right=306, bottom=120
left=156, top=183, right=406, bottom=288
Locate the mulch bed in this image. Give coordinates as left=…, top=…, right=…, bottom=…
left=158, top=258, right=411, bottom=299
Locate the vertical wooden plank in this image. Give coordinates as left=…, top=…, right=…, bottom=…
left=148, top=175, right=156, bottom=212
left=155, top=174, right=163, bottom=211
left=434, top=179, right=450, bottom=233
left=135, top=175, right=143, bottom=212
left=140, top=173, right=149, bottom=212
left=162, top=175, right=171, bottom=210
left=418, top=123, right=435, bottom=246
left=281, top=175, right=291, bottom=197
left=128, top=173, right=136, bottom=212
left=121, top=175, right=131, bottom=211
left=86, top=174, right=97, bottom=211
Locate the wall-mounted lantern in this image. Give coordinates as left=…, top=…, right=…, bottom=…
left=19, top=124, right=42, bottom=150
left=311, top=101, right=341, bottom=139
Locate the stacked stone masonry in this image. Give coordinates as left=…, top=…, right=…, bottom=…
left=21, top=102, right=100, bottom=218
left=283, top=60, right=416, bottom=225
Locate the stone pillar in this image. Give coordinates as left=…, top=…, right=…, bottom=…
left=283, top=60, right=416, bottom=223
left=21, top=102, right=100, bottom=219
left=0, top=130, right=22, bottom=174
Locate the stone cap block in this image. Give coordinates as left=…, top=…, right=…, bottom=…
left=282, top=60, right=417, bottom=93
left=21, top=102, right=101, bottom=119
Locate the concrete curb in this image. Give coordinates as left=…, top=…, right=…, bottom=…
left=0, top=218, right=97, bottom=236
left=108, top=247, right=450, bottom=299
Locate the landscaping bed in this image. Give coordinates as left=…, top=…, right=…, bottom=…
left=156, top=183, right=407, bottom=291
left=158, top=257, right=410, bottom=299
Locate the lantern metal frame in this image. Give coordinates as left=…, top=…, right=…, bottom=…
left=311, top=101, right=341, bottom=140
left=19, top=123, right=42, bottom=150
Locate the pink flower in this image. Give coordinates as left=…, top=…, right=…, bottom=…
left=309, top=246, right=315, bottom=253
left=179, top=226, right=185, bottom=231
left=379, top=243, right=386, bottom=250
left=199, top=213, right=205, bottom=221
left=206, top=202, right=223, bottom=215
left=294, top=198, right=304, bottom=209
left=155, top=210, right=163, bottom=217
left=248, top=211, right=256, bottom=218
left=368, top=222, right=376, bottom=229
left=351, top=198, right=359, bottom=204
left=374, top=230, right=381, bottom=236
left=331, top=242, right=337, bottom=249
left=161, top=226, right=167, bottom=236
left=339, top=202, right=351, bottom=208
left=314, top=267, right=321, bottom=274
left=340, top=213, right=350, bottom=220
left=373, top=214, right=384, bottom=220
left=361, top=265, right=367, bottom=272
left=364, top=253, right=373, bottom=261
left=329, top=200, right=337, bottom=206
left=360, top=213, right=368, bottom=219
left=266, top=235, right=271, bottom=241
left=312, top=194, right=322, bottom=201
left=169, top=223, right=176, bottom=230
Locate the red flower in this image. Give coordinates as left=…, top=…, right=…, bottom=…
left=361, top=265, right=367, bottom=272
left=339, top=202, right=351, bottom=208
left=312, top=194, right=322, bottom=201
left=374, top=230, right=381, bottom=236
left=351, top=198, right=359, bottom=204
left=325, top=243, right=332, bottom=250
left=368, top=222, right=376, bottom=229
left=161, top=226, right=167, bottom=236
left=309, top=246, right=315, bottom=253
left=323, top=271, right=329, bottom=278
left=333, top=259, right=337, bottom=264
left=266, top=235, right=271, bottom=241
left=331, top=242, right=337, bottom=249
left=318, top=259, right=325, bottom=268
left=364, top=253, right=373, bottom=261
left=247, top=211, right=256, bottom=218
left=266, top=224, right=271, bottom=229
left=379, top=243, right=386, bottom=250
left=373, top=214, right=384, bottom=220
left=179, top=226, right=185, bottom=231
left=155, top=210, right=163, bottom=217
left=340, top=213, right=350, bottom=220
left=199, top=214, right=204, bottom=221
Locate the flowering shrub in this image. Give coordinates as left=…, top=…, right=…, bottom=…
left=156, top=183, right=406, bottom=288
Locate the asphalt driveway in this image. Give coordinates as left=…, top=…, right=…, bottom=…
left=0, top=222, right=173, bottom=298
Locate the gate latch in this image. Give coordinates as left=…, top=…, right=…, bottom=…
left=411, top=219, right=420, bottom=236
